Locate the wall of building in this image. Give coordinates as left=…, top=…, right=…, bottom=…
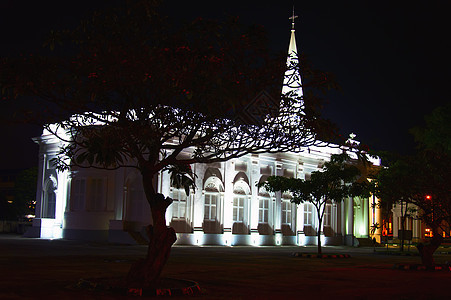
left=27, top=130, right=374, bottom=247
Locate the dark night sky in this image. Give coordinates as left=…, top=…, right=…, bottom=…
left=0, top=0, right=449, bottom=169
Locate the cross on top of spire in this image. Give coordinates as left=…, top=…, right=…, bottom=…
left=289, top=6, right=298, bottom=30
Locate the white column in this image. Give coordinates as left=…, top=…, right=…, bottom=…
left=274, top=161, right=283, bottom=245
left=345, top=197, right=355, bottom=246
left=296, top=203, right=304, bottom=233
left=274, top=162, right=283, bottom=232
left=192, top=164, right=206, bottom=230
left=413, top=217, right=421, bottom=241
left=363, top=197, right=369, bottom=237
left=161, top=170, right=173, bottom=226
left=250, top=157, right=259, bottom=232
left=35, top=153, right=46, bottom=219
left=223, top=160, right=235, bottom=231
left=332, top=203, right=337, bottom=234
left=340, top=201, right=345, bottom=237
left=296, top=164, right=304, bottom=234
left=53, top=169, right=69, bottom=238
left=113, top=168, right=125, bottom=220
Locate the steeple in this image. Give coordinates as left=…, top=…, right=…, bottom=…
left=281, top=7, right=304, bottom=112
left=288, top=8, right=298, bottom=56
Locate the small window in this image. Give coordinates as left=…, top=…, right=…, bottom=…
left=323, top=203, right=332, bottom=226
left=172, top=188, right=187, bottom=219
left=86, top=178, right=107, bottom=211
left=304, top=203, right=313, bottom=226
left=233, top=196, right=245, bottom=222
left=259, top=197, right=270, bottom=223
left=71, top=178, right=86, bottom=211
left=282, top=199, right=292, bottom=225
left=204, top=193, right=217, bottom=221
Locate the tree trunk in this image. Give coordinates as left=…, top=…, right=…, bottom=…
left=317, top=228, right=322, bottom=255
left=317, top=208, right=323, bottom=255
left=416, top=227, right=443, bottom=268
left=126, top=190, right=177, bottom=287
left=399, top=201, right=407, bottom=252
left=399, top=202, right=404, bottom=251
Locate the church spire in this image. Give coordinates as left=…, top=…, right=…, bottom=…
left=281, top=7, right=304, bottom=112
left=288, top=7, right=298, bottom=56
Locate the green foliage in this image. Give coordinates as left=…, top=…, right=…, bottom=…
left=373, top=104, right=451, bottom=235
left=167, top=164, right=197, bottom=196
left=1, top=0, right=286, bottom=121
left=370, top=222, right=380, bottom=237
left=410, top=103, right=451, bottom=154
left=0, top=168, right=37, bottom=220
left=259, top=152, right=370, bottom=254
left=1, top=0, right=336, bottom=179
left=374, top=150, right=450, bottom=231
left=259, top=153, right=370, bottom=205
left=14, top=167, right=38, bottom=217
left=0, top=0, right=341, bottom=284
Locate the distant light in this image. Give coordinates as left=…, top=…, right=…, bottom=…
left=275, top=234, right=282, bottom=245
left=193, top=231, right=204, bottom=246
left=7, top=200, right=13, bottom=204
left=359, top=226, right=366, bottom=236
left=426, top=195, right=432, bottom=200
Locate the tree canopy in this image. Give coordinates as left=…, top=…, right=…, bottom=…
left=1, top=0, right=337, bottom=174
left=372, top=103, right=450, bottom=266
left=0, top=0, right=341, bottom=287
left=0, top=168, right=36, bottom=221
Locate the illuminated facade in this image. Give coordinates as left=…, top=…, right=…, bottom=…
left=390, top=204, right=441, bottom=243
left=25, top=17, right=381, bottom=246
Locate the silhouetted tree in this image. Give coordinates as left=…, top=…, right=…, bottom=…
left=1, top=0, right=337, bottom=287
left=373, top=104, right=450, bottom=266
left=374, top=153, right=450, bottom=266
left=14, top=167, right=37, bottom=218
left=259, top=153, right=370, bottom=254
left=0, top=168, right=36, bottom=221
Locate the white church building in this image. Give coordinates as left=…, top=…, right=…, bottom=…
left=25, top=17, right=382, bottom=246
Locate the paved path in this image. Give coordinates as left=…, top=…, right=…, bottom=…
left=1, top=234, right=450, bottom=299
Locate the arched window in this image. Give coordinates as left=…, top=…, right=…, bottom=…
left=203, top=175, right=223, bottom=222
left=257, top=184, right=273, bottom=235
left=233, top=179, right=250, bottom=223
left=258, top=186, right=270, bottom=224
left=233, top=190, right=246, bottom=222
left=42, top=177, right=57, bottom=218
left=281, top=192, right=294, bottom=225
left=232, top=176, right=251, bottom=234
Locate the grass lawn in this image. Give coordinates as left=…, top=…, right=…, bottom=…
left=0, top=236, right=450, bottom=299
